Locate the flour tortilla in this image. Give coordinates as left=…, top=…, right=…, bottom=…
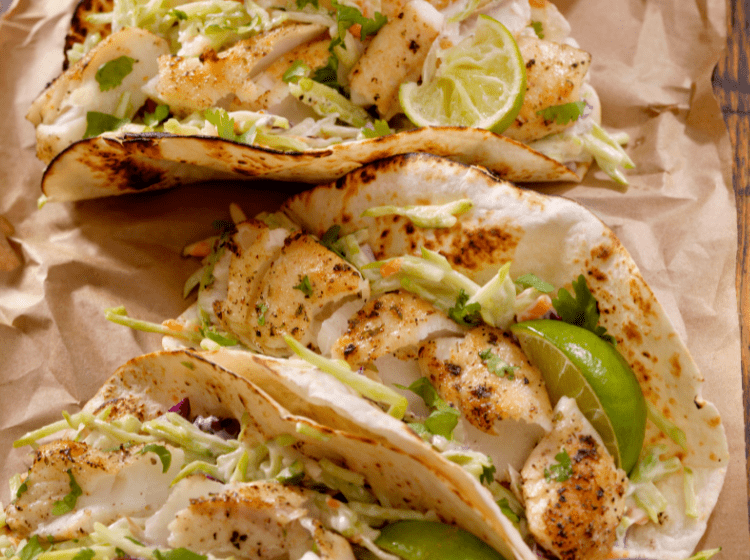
left=198, top=153, right=727, bottom=559
left=72, top=349, right=533, bottom=560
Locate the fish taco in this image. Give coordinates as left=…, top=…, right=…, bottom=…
left=1, top=349, right=536, bottom=560
left=30, top=0, right=633, bottom=201
left=106, top=153, right=728, bottom=559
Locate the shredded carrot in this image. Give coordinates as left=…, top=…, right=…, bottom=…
left=380, top=258, right=402, bottom=278
left=348, top=23, right=362, bottom=39
left=162, top=319, right=185, bottom=331
left=326, top=497, right=341, bottom=509
left=183, top=240, right=213, bottom=258
left=517, top=295, right=553, bottom=322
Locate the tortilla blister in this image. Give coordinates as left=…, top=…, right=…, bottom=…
left=69, top=349, right=532, bottom=560
left=191, top=153, right=727, bottom=559
left=39, top=127, right=583, bottom=202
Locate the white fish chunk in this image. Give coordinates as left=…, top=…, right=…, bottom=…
left=154, top=23, right=327, bottom=117
left=521, top=397, right=627, bottom=560
left=27, top=27, right=169, bottom=163
left=330, top=290, right=463, bottom=367
left=167, top=481, right=354, bottom=560
left=504, top=36, right=592, bottom=143
left=216, top=224, right=368, bottom=356
left=348, top=0, right=444, bottom=119
left=4, top=441, right=184, bottom=541
left=417, top=325, right=553, bottom=433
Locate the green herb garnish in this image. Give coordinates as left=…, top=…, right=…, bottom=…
left=553, top=274, right=615, bottom=344
left=544, top=448, right=572, bottom=482
left=95, top=56, right=135, bottom=91
left=51, top=469, right=82, bottom=515
left=293, top=275, right=313, bottom=297
left=536, top=101, right=587, bottom=125
left=448, top=289, right=482, bottom=326
left=478, top=349, right=517, bottom=380
left=83, top=111, right=129, bottom=138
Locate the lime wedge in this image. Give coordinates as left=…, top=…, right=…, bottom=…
left=510, top=320, right=646, bottom=473
left=375, top=521, right=507, bottom=560
left=399, top=15, right=526, bottom=133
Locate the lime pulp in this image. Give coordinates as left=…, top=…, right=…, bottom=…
left=375, top=521, right=507, bottom=560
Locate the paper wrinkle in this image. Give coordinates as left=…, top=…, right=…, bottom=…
left=0, top=0, right=746, bottom=557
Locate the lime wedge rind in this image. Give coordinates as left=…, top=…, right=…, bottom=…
left=511, top=320, right=647, bottom=473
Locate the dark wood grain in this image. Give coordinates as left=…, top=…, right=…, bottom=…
left=712, top=0, right=750, bottom=519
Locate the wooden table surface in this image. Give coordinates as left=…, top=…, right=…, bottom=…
left=712, top=0, right=750, bottom=518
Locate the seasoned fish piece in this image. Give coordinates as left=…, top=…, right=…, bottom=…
left=418, top=325, right=553, bottom=433
left=219, top=229, right=368, bottom=356
left=214, top=219, right=289, bottom=342
left=238, top=37, right=331, bottom=112
left=5, top=440, right=183, bottom=540
left=154, top=23, right=327, bottom=117
left=27, top=27, right=169, bottom=164
left=168, top=480, right=355, bottom=560
left=504, top=36, right=592, bottom=143
left=348, top=0, right=444, bottom=119
left=521, top=397, right=627, bottom=560
left=331, top=290, right=463, bottom=367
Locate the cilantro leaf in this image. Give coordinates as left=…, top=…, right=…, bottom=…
left=529, top=21, right=544, bottom=39
left=514, top=273, right=553, bottom=293
left=552, top=274, right=615, bottom=344
left=311, top=54, right=341, bottom=90
left=319, top=225, right=343, bottom=256
left=282, top=60, right=311, bottom=84
left=537, top=101, right=587, bottom=125
left=140, top=444, right=172, bottom=473
left=51, top=469, right=82, bottom=516
left=293, top=275, right=313, bottom=297
left=18, top=536, right=44, bottom=560
left=84, top=111, right=129, bottom=138
left=448, top=289, right=482, bottom=326
left=204, top=108, right=237, bottom=141
left=361, top=119, right=392, bottom=138
left=144, top=104, right=170, bottom=126
left=95, top=56, right=135, bottom=91
left=16, top=478, right=28, bottom=498
left=398, top=378, right=460, bottom=439
left=478, top=349, right=518, bottom=380
left=480, top=464, right=496, bottom=485
left=544, top=448, right=572, bottom=482
left=333, top=1, right=387, bottom=40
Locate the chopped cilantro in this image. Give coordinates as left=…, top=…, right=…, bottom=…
left=140, top=444, right=172, bottom=473
left=537, top=101, right=587, bottom=125
left=333, top=1, right=387, bottom=40
left=448, top=289, right=482, bottom=326
left=552, top=274, right=616, bottom=344
left=319, top=225, right=343, bottom=256
left=257, top=303, right=268, bottom=326
left=398, top=378, right=460, bottom=439
left=361, top=119, right=392, bottom=138
left=480, top=464, right=496, bottom=485
left=51, top=469, right=82, bottom=515
left=478, top=349, right=517, bottom=380
left=84, top=111, right=129, bottom=138
left=204, top=108, right=236, bottom=141
left=293, top=275, right=313, bottom=297
left=529, top=21, right=544, bottom=39
left=95, top=56, right=135, bottom=91
left=180, top=361, right=195, bottom=370
left=311, top=54, right=341, bottom=90
left=498, top=498, right=520, bottom=523
left=18, top=536, right=44, bottom=560
left=544, top=448, right=572, bottom=482
left=514, top=273, right=553, bottom=293
left=282, top=60, right=311, bottom=84
left=169, top=9, right=187, bottom=20
left=144, top=104, right=170, bottom=126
